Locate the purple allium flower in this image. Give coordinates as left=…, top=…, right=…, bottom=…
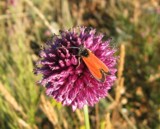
left=35, top=27, right=117, bottom=111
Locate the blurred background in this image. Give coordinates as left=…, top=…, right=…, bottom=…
left=0, top=0, right=160, bottom=129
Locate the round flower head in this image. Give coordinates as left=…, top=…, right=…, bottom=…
left=35, top=27, right=117, bottom=111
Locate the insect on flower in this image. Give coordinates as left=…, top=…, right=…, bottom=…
left=80, top=47, right=109, bottom=82
left=34, top=27, right=117, bottom=111
left=68, top=46, right=109, bottom=82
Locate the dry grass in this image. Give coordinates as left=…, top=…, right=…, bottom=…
left=22, top=0, right=59, bottom=34
left=0, top=83, right=26, bottom=118
left=105, top=113, right=113, bottom=129
left=0, top=0, right=159, bottom=128
left=116, top=44, right=125, bottom=103
left=40, top=94, right=60, bottom=129
left=0, top=83, right=38, bottom=129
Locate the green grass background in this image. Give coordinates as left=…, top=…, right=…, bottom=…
left=0, top=0, right=160, bottom=129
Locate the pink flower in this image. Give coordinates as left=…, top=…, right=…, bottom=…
left=34, top=27, right=117, bottom=111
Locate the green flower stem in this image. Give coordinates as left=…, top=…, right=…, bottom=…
left=83, top=105, right=90, bottom=129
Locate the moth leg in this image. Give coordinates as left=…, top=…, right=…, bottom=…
left=76, top=57, right=81, bottom=68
